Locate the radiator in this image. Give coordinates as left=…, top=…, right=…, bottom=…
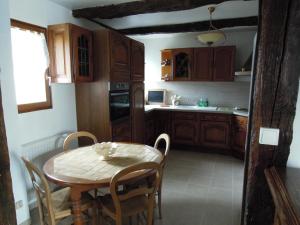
left=19, top=132, right=72, bottom=209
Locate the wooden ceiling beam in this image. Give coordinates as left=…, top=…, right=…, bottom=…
left=73, top=0, right=233, bottom=19
left=117, top=16, right=258, bottom=35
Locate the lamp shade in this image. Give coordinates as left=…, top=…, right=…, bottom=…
left=197, top=30, right=226, bottom=46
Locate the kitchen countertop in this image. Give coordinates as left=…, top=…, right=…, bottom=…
left=144, top=105, right=249, bottom=117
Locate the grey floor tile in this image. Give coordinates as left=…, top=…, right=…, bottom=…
left=30, top=150, right=244, bottom=225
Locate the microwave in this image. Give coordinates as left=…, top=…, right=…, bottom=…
left=146, top=89, right=167, bottom=105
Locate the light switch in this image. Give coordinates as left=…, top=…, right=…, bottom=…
left=259, top=127, right=280, bottom=146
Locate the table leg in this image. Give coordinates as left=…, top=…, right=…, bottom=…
left=70, top=188, right=84, bottom=225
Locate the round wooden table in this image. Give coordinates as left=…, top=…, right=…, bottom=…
left=43, top=143, right=163, bottom=225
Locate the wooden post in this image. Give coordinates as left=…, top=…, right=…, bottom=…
left=0, top=87, right=17, bottom=224
left=243, top=0, right=300, bottom=225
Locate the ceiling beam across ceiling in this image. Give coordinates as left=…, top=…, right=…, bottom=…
left=73, top=0, right=233, bottom=19
left=117, top=16, right=258, bottom=35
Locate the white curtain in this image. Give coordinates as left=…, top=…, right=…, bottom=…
left=11, top=27, right=49, bottom=105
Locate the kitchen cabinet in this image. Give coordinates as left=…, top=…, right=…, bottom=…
left=131, top=41, right=145, bottom=81
left=110, top=31, right=131, bottom=82
left=48, top=23, right=93, bottom=83
left=199, top=113, right=231, bottom=149
left=213, top=46, right=235, bottom=81
left=145, top=111, right=156, bottom=145
left=171, top=112, right=197, bottom=145
left=112, top=120, right=132, bottom=142
left=192, top=47, right=213, bottom=81
left=199, top=121, right=230, bottom=149
left=145, top=111, right=171, bottom=146
left=155, top=111, right=171, bottom=136
left=131, top=82, right=145, bottom=143
left=145, top=109, right=248, bottom=159
left=161, top=50, right=172, bottom=81
left=172, top=120, right=197, bottom=145
left=161, top=46, right=235, bottom=82
left=172, top=48, right=193, bottom=81
left=232, top=115, right=248, bottom=158
left=76, top=29, right=144, bottom=143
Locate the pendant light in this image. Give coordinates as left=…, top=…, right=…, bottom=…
left=197, top=6, right=226, bottom=46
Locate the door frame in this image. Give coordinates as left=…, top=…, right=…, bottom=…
left=0, top=87, right=17, bottom=225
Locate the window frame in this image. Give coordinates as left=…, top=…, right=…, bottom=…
left=10, top=19, right=52, bottom=113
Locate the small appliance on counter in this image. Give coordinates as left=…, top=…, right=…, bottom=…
left=146, top=89, right=167, bottom=105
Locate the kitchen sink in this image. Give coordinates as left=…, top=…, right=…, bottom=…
left=172, top=105, right=218, bottom=111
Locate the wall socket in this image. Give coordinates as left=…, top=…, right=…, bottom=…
left=15, top=200, right=23, bottom=210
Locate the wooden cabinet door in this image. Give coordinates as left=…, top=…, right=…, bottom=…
left=145, top=111, right=156, bottom=145
left=172, top=120, right=196, bottom=145
left=172, top=48, right=193, bottom=81
left=48, top=24, right=72, bottom=83
left=213, top=46, right=235, bottom=81
left=200, top=121, right=230, bottom=149
left=232, top=116, right=248, bottom=153
left=131, top=41, right=144, bottom=81
left=192, top=47, right=213, bottom=81
left=155, top=111, right=171, bottom=137
left=161, top=50, right=172, bottom=81
left=131, top=82, right=145, bottom=143
left=112, top=120, right=132, bottom=142
left=72, top=25, right=93, bottom=82
left=110, top=31, right=130, bottom=81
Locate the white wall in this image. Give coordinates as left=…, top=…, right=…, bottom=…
left=0, top=0, right=100, bottom=224
left=132, top=29, right=256, bottom=107
left=287, top=82, right=300, bottom=168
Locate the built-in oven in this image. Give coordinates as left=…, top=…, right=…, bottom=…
left=109, top=82, right=130, bottom=122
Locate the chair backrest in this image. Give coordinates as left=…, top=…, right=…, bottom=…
left=63, top=131, right=98, bottom=151
left=154, top=133, right=170, bottom=165
left=22, top=157, right=56, bottom=225
left=110, top=162, right=162, bottom=220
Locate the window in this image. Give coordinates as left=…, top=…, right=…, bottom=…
left=10, top=20, right=52, bottom=113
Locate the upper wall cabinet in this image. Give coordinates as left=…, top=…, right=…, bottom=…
left=172, top=48, right=193, bottom=81
left=192, top=47, right=213, bottom=81
left=161, top=50, right=172, bottom=81
left=48, top=23, right=93, bottom=83
left=109, top=31, right=131, bottom=82
left=161, top=46, right=235, bottom=82
left=213, top=46, right=235, bottom=81
left=131, top=40, right=145, bottom=81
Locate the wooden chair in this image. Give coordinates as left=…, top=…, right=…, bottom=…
left=63, top=131, right=98, bottom=152
left=22, top=157, right=97, bottom=225
left=98, top=162, right=162, bottom=225
left=154, top=133, right=170, bottom=219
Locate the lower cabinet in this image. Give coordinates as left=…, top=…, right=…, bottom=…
left=231, top=115, right=248, bottom=158
left=144, top=110, right=247, bottom=159
left=145, top=111, right=156, bottom=145
left=172, top=120, right=197, bottom=145
left=155, top=111, right=171, bottom=138
left=199, top=121, right=230, bottom=149
left=112, top=120, right=132, bottom=142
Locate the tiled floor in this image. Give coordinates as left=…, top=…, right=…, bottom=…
left=31, top=150, right=244, bottom=225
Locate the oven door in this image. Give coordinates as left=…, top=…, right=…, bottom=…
left=109, top=91, right=130, bottom=122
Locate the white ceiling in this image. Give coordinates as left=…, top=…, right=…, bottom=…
left=49, top=0, right=138, bottom=9
left=49, top=0, right=258, bottom=30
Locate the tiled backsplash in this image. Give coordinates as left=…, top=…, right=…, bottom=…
left=145, top=81, right=251, bottom=108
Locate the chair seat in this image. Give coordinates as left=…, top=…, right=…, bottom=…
left=99, top=194, right=148, bottom=218
left=42, top=187, right=94, bottom=220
